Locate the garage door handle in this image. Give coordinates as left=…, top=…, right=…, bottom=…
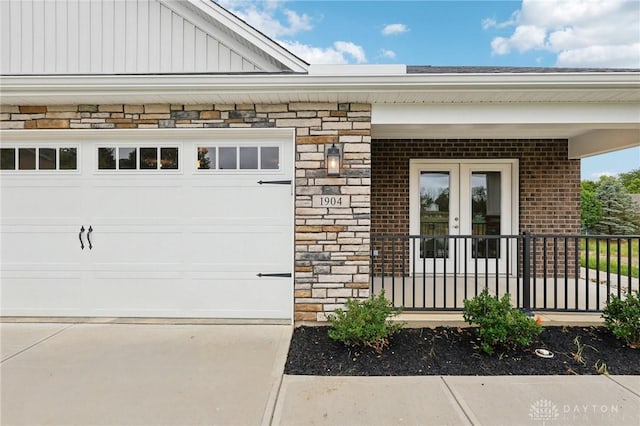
left=87, top=226, right=93, bottom=250
left=257, top=273, right=292, bottom=278
left=79, top=226, right=85, bottom=250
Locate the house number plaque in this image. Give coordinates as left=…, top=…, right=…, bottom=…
left=312, top=195, right=351, bottom=208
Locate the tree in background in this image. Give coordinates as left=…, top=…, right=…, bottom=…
left=618, top=168, right=640, bottom=194
left=581, top=170, right=640, bottom=235
left=593, top=178, right=638, bottom=235
left=580, top=180, right=601, bottom=231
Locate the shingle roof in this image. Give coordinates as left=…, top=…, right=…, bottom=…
left=407, top=66, right=640, bottom=74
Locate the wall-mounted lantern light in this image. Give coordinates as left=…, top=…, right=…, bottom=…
left=326, top=144, right=341, bottom=176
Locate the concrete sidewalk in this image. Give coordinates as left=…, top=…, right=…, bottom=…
left=273, top=375, right=640, bottom=426
left=1, top=323, right=639, bottom=426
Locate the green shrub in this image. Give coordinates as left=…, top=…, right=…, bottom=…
left=602, top=290, right=640, bottom=348
left=462, top=288, right=543, bottom=355
left=327, top=290, right=403, bottom=353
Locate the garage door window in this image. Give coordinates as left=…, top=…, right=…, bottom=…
left=0, top=147, right=78, bottom=171
left=98, top=147, right=179, bottom=171
left=197, top=146, right=279, bottom=171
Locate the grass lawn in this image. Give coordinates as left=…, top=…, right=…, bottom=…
left=580, top=237, right=639, bottom=279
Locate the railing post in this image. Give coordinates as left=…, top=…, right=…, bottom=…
left=522, top=232, right=531, bottom=311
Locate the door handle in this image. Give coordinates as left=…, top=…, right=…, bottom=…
left=79, top=226, right=85, bottom=250
left=87, top=226, right=93, bottom=250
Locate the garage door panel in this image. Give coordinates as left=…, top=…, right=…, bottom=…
left=1, top=224, right=85, bottom=264
left=190, top=228, right=291, bottom=264
left=187, top=278, right=291, bottom=319
left=191, top=187, right=290, bottom=218
left=0, top=276, right=86, bottom=316
left=83, top=279, right=290, bottom=319
left=87, top=188, right=186, bottom=217
left=1, top=183, right=82, bottom=218
left=90, top=243, right=184, bottom=263
left=86, top=222, right=184, bottom=264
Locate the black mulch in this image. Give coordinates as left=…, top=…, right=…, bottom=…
left=285, top=326, right=640, bottom=376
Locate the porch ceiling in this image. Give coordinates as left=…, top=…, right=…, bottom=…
left=371, top=124, right=640, bottom=159
left=371, top=103, right=640, bottom=158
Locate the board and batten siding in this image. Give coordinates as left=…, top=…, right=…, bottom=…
left=1, top=0, right=270, bottom=75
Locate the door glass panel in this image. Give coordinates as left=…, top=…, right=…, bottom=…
left=139, top=148, right=157, bottom=170
left=219, top=147, right=237, bottom=169
left=99, top=148, right=116, bottom=169
left=471, top=172, right=501, bottom=258
left=197, top=147, right=215, bottom=169
left=261, top=147, right=279, bottom=170
left=0, top=148, right=16, bottom=170
left=239, top=147, right=258, bottom=169
left=420, top=172, right=450, bottom=258
left=118, top=147, right=137, bottom=170
left=59, top=148, right=77, bottom=170
left=160, top=147, right=178, bottom=169
left=38, top=148, right=56, bottom=170
left=18, top=148, right=36, bottom=170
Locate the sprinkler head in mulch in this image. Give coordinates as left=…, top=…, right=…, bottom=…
left=534, top=348, right=554, bottom=359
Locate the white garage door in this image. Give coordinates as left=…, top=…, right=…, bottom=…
left=0, top=130, right=294, bottom=319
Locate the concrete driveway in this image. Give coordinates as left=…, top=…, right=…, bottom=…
left=1, top=323, right=291, bottom=426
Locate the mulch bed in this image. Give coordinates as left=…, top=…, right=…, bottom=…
left=285, top=326, right=640, bottom=376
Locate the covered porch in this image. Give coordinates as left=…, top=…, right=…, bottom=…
left=369, top=73, right=639, bottom=313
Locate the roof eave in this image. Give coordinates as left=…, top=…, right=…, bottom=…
left=1, top=72, right=639, bottom=105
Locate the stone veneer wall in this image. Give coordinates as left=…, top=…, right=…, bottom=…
left=1, top=103, right=372, bottom=322
left=371, top=139, right=581, bottom=276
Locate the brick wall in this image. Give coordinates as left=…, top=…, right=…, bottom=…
left=371, top=139, right=581, bottom=277
left=372, top=139, right=580, bottom=235
left=1, top=103, right=372, bottom=322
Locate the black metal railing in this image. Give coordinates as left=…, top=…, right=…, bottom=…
left=370, top=234, right=639, bottom=312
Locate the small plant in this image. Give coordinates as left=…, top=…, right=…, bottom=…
left=462, top=288, right=543, bottom=355
left=602, top=290, right=640, bottom=348
left=595, top=360, right=609, bottom=375
left=327, top=290, right=403, bottom=354
left=571, top=336, right=597, bottom=365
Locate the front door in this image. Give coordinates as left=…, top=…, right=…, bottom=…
left=409, top=160, right=517, bottom=274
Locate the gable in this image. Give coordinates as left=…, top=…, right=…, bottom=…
left=0, top=0, right=307, bottom=75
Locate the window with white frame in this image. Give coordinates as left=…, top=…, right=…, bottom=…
left=196, top=146, right=280, bottom=171
left=97, top=146, right=179, bottom=171
left=0, top=146, right=78, bottom=171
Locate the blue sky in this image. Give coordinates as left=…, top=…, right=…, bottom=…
left=219, top=0, right=640, bottom=179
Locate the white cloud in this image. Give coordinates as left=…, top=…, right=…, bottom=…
left=380, top=49, right=396, bottom=59
left=557, top=43, right=640, bottom=67
left=334, top=41, right=366, bottom=63
left=485, top=0, right=640, bottom=67
left=280, top=40, right=367, bottom=64
left=482, top=11, right=519, bottom=30
left=218, top=0, right=366, bottom=65
left=382, top=23, right=409, bottom=36
left=218, top=0, right=312, bottom=37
